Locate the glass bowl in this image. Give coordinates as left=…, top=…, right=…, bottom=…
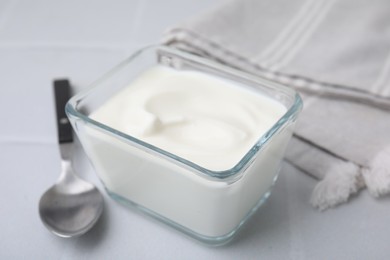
left=66, top=45, right=302, bottom=245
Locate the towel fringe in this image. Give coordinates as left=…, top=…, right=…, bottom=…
left=310, top=162, right=362, bottom=210
left=361, top=146, right=390, bottom=197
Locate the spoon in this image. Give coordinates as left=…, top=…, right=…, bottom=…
left=39, top=79, right=104, bottom=237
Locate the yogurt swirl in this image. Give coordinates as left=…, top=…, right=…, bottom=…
left=91, top=66, right=286, bottom=171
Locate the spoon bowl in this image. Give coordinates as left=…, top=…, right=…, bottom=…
left=39, top=158, right=104, bottom=237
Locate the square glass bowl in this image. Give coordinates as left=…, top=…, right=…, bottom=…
left=66, top=45, right=302, bottom=245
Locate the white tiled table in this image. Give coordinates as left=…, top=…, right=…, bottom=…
left=1, top=1, right=389, bottom=259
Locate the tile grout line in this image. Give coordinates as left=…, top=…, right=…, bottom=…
left=0, top=41, right=132, bottom=52
left=0, top=137, right=56, bottom=145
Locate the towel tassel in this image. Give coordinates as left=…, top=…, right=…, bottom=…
left=361, top=145, right=390, bottom=197
left=310, top=162, right=363, bottom=210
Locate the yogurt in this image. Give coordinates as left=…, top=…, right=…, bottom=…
left=91, top=66, right=286, bottom=171
left=79, top=64, right=295, bottom=240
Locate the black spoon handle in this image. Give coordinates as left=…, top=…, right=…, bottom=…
left=54, top=79, right=73, bottom=144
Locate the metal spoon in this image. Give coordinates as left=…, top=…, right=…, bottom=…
left=39, top=79, right=104, bottom=237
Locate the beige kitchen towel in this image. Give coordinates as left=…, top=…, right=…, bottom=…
left=163, top=0, right=390, bottom=210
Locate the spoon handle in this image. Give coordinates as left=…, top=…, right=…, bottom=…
left=54, top=79, right=73, bottom=144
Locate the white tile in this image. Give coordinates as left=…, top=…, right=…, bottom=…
left=0, top=0, right=222, bottom=47
left=132, top=0, right=222, bottom=44
left=0, top=0, right=141, bottom=46
left=0, top=0, right=16, bottom=30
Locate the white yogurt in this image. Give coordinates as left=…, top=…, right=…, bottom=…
left=91, top=66, right=286, bottom=171
left=83, top=66, right=293, bottom=238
